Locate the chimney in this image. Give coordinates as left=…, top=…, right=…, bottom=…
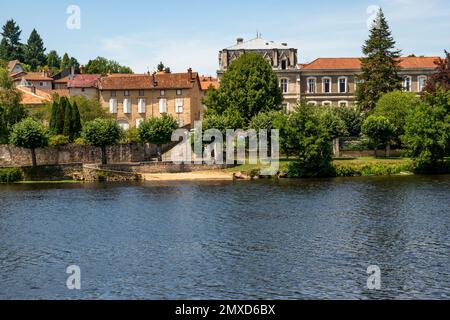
left=236, top=37, right=244, bottom=45
left=80, top=65, right=86, bottom=74
left=152, top=73, right=157, bottom=86
left=188, top=67, right=193, bottom=80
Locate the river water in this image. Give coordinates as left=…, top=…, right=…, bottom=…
left=0, top=175, right=449, bottom=299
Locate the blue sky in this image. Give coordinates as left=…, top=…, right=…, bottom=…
left=1, top=0, right=449, bottom=75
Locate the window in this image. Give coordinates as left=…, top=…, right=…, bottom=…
left=81, top=88, right=85, bottom=92
left=338, top=101, right=348, bottom=107
left=109, top=98, right=117, bottom=114
left=111, top=91, right=116, bottom=98
left=322, top=77, right=332, bottom=93
left=280, top=79, right=288, bottom=94
left=138, top=98, right=146, bottom=113
left=175, top=98, right=184, bottom=113
left=418, top=76, right=427, bottom=92
left=159, top=98, right=167, bottom=113
left=124, top=90, right=130, bottom=96
left=123, top=99, right=131, bottom=114
left=281, top=60, right=287, bottom=70
left=118, top=120, right=129, bottom=131
left=307, top=78, right=316, bottom=94
left=139, top=90, right=145, bottom=96
left=136, top=118, right=144, bottom=128
left=338, top=77, right=347, bottom=93
left=322, top=101, right=332, bottom=106
left=39, top=82, right=44, bottom=87
left=160, top=90, right=165, bottom=96
left=307, top=101, right=317, bottom=106
left=176, top=89, right=182, bottom=96
left=403, top=76, right=412, bottom=92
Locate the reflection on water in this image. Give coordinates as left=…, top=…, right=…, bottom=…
left=0, top=175, right=449, bottom=299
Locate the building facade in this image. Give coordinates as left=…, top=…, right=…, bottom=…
left=98, top=70, right=203, bottom=130
left=218, top=37, right=439, bottom=110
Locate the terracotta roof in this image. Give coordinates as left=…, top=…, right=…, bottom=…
left=12, top=72, right=54, bottom=81
left=98, top=71, right=199, bottom=90
left=68, top=74, right=101, bottom=88
left=199, top=76, right=219, bottom=90
left=53, top=76, right=70, bottom=84
left=17, top=87, right=51, bottom=105
left=17, top=87, right=69, bottom=105
left=299, top=56, right=440, bottom=70
left=7, top=60, right=21, bottom=72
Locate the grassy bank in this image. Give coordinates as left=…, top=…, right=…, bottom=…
left=225, top=157, right=416, bottom=177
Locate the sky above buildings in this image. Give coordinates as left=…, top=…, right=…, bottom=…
left=1, top=0, right=449, bottom=75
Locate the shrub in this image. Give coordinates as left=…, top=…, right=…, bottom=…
left=74, top=137, right=85, bottom=145
left=49, top=135, right=70, bottom=147
left=0, top=167, right=22, bottom=183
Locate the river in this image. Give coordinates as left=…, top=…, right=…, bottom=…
left=0, top=175, right=449, bottom=299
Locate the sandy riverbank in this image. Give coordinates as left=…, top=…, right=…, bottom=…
left=142, top=171, right=234, bottom=181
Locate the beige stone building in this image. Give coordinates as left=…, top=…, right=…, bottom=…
left=218, top=36, right=440, bottom=110
left=97, top=69, right=203, bottom=130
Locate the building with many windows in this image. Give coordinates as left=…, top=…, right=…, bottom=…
left=97, top=69, right=204, bottom=130
left=218, top=36, right=440, bottom=110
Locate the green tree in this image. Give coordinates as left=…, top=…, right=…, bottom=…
left=69, top=57, right=81, bottom=73
left=317, top=107, right=348, bottom=139
left=69, top=95, right=110, bottom=125
left=47, top=50, right=61, bottom=70
left=361, top=115, right=395, bottom=157
left=48, top=100, right=59, bottom=134
left=82, top=118, right=123, bottom=165
left=356, top=9, right=402, bottom=112
left=286, top=103, right=334, bottom=177
left=85, top=57, right=133, bottom=75
left=60, top=53, right=70, bottom=70
left=202, top=109, right=246, bottom=136
left=62, top=102, right=74, bottom=138
left=71, top=101, right=82, bottom=139
left=205, top=53, right=282, bottom=122
left=24, top=29, right=46, bottom=70
left=138, top=114, right=179, bottom=161
left=423, top=51, right=450, bottom=94
left=335, top=106, right=364, bottom=137
left=0, top=19, right=23, bottom=61
left=9, top=118, right=48, bottom=167
left=373, top=90, right=420, bottom=143
left=402, top=89, right=450, bottom=171
left=0, top=66, right=26, bottom=143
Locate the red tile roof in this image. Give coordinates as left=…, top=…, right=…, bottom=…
left=12, top=72, right=53, bottom=81
left=98, top=72, right=199, bottom=90
left=17, top=87, right=70, bottom=105
left=68, top=74, right=101, bottom=88
left=200, top=76, right=219, bottom=90
left=299, top=56, right=440, bottom=70
left=7, top=60, right=21, bottom=72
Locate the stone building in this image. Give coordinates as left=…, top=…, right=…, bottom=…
left=218, top=36, right=440, bottom=110
left=218, top=35, right=299, bottom=111
left=97, top=69, right=204, bottom=130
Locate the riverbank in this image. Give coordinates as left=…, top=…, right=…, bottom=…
left=2, top=157, right=450, bottom=183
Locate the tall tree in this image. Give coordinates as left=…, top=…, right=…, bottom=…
left=204, top=53, right=282, bottom=122
left=47, top=50, right=61, bottom=70
left=0, top=66, right=26, bottom=143
left=423, top=50, right=450, bottom=94
left=69, top=57, right=81, bottom=73
left=60, top=53, right=70, bottom=70
left=24, top=29, right=46, bottom=70
left=0, top=19, right=23, bottom=61
left=356, top=9, right=402, bottom=112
